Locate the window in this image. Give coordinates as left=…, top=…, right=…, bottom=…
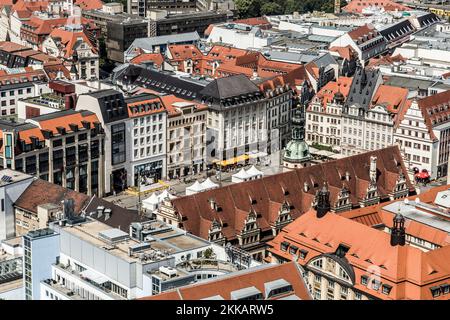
left=442, top=284, right=449, bottom=295
left=312, top=258, right=323, bottom=269
left=299, top=250, right=308, bottom=260
left=431, top=287, right=441, bottom=298
left=340, top=286, right=348, bottom=295
left=361, top=275, right=368, bottom=286
left=382, top=284, right=392, bottom=295
left=372, top=280, right=381, bottom=291
left=111, top=123, right=126, bottom=165
left=355, top=292, right=362, bottom=300
left=328, top=281, right=334, bottom=289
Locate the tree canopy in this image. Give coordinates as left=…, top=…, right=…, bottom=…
left=234, top=0, right=335, bottom=19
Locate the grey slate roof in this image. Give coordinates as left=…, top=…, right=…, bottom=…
left=345, top=67, right=380, bottom=111
left=384, top=76, right=435, bottom=91
left=81, top=89, right=128, bottom=124
left=126, top=32, right=200, bottom=54
left=199, top=74, right=260, bottom=100
left=262, top=50, right=318, bottom=64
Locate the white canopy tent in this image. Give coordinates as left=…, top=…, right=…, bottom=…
left=158, top=189, right=176, bottom=201
left=142, top=192, right=159, bottom=211
left=246, top=165, right=264, bottom=180
left=232, top=168, right=252, bottom=183
left=186, top=180, right=204, bottom=195
left=143, top=189, right=177, bottom=212
left=201, top=177, right=219, bottom=191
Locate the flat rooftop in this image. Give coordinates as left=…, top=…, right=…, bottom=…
left=0, top=169, right=33, bottom=187
left=22, top=94, right=65, bottom=108
left=63, top=219, right=210, bottom=264
left=383, top=201, right=450, bottom=234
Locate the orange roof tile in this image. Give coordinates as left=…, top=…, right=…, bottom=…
left=141, top=262, right=311, bottom=300
left=417, top=90, right=450, bottom=141
left=343, top=0, right=410, bottom=13
left=329, top=45, right=356, bottom=60
left=268, top=206, right=450, bottom=300
left=130, top=53, right=164, bottom=66
left=371, top=84, right=409, bottom=114
left=159, top=94, right=207, bottom=117
left=75, top=0, right=103, bottom=10
left=311, top=77, right=353, bottom=108
left=48, top=27, right=97, bottom=58
left=126, top=97, right=165, bottom=118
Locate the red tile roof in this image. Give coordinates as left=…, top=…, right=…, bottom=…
left=348, top=24, right=380, bottom=42
left=75, top=0, right=103, bottom=10
left=329, top=45, right=356, bottom=60
left=0, top=69, right=46, bottom=86
left=310, top=77, right=353, bottom=108
left=126, top=96, right=165, bottom=118
left=417, top=90, right=450, bottom=140
left=159, top=94, right=207, bottom=117
left=371, top=84, right=409, bottom=114
left=130, top=53, right=164, bottom=67
left=23, top=16, right=68, bottom=35
left=267, top=206, right=450, bottom=300
left=48, top=27, right=97, bottom=58
left=140, top=262, right=311, bottom=300
left=233, top=16, right=271, bottom=29
left=343, top=0, right=409, bottom=13
left=168, top=146, right=413, bottom=244
left=14, top=179, right=90, bottom=214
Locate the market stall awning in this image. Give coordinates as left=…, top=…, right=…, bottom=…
left=214, top=154, right=250, bottom=167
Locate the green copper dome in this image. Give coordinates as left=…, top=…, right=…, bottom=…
left=283, top=140, right=311, bottom=163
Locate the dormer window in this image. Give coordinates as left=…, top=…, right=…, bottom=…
left=382, top=284, right=392, bottom=295
left=431, top=286, right=441, bottom=298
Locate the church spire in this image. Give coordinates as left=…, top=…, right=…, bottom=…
left=315, top=182, right=331, bottom=218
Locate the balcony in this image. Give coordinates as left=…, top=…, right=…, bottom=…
left=41, top=279, right=85, bottom=300
left=54, top=263, right=125, bottom=300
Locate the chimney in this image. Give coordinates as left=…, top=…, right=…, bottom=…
left=345, top=171, right=350, bottom=181
left=369, top=156, right=377, bottom=181
left=97, top=206, right=105, bottom=218
left=209, top=198, right=216, bottom=211
left=390, top=211, right=406, bottom=246
left=105, top=208, right=112, bottom=220
left=315, top=183, right=331, bottom=218
left=303, top=182, right=309, bottom=192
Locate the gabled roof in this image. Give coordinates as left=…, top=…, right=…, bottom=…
left=371, top=84, right=409, bottom=114
left=348, top=24, right=381, bottom=43
left=417, top=90, right=450, bottom=140
left=170, top=146, right=413, bottom=243
left=345, top=67, right=381, bottom=110
left=15, top=179, right=90, bottom=214
left=48, top=27, right=97, bottom=58
left=130, top=52, right=164, bottom=66
left=311, top=76, right=353, bottom=108
left=268, top=207, right=450, bottom=299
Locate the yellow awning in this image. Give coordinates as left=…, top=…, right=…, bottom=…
left=215, top=154, right=249, bottom=167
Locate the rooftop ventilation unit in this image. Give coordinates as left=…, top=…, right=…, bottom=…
left=159, top=265, right=178, bottom=278
left=98, top=228, right=129, bottom=244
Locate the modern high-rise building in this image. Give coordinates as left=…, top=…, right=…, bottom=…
left=23, top=228, right=60, bottom=300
